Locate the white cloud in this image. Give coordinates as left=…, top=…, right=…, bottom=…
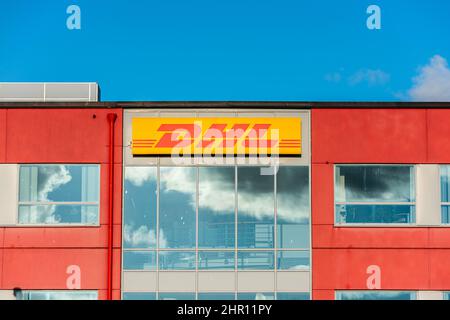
left=348, top=69, right=390, bottom=86
left=408, top=55, right=450, bottom=101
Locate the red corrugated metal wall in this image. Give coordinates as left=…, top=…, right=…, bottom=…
left=311, top=108, right=450, bottom=299
left=0, top=108, right=123, bottom=300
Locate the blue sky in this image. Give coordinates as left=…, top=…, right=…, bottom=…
left=1, top=0, right=450, bottom=101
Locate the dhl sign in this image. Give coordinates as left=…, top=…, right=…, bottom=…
left=132, top=117, right=301, bottom=156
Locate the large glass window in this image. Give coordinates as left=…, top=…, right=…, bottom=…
left=335, top=291, right=416, bottom=300
left=18, top=165, right=100, bottom=225
left=122, top=165, right=311, bottom=299
left=440, top=166, right=450, bottom=224
left=20, top=290, right=98, bottom=300
left=335, top=165, right=415, bottom=224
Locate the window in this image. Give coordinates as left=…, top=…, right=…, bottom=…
left=198, top=293, right=235, bottom=300
left=20, top=290, right=98, bottom=300
left=18, top=165, right=100, bottom=225
left=440, top=166, right=450, bottom=224
left=122, top=165, right=311, bottom=298
left=237, top=167, right=274, bottom=248
left=276, top=292, right=310, bottom=300
left=199, top=167, right=235, bottom=248
left=237, top=292, right=275, bottom=300
left=444, top=292, right=450, bottom=300
left=158, top=293, right=196, bottom=300
left=122, top=292, right=156, bottom=300
left=335, top=291, right=416, bottom=300
left=159, top=167, right=196, bottom=248
left=335, top=165, right=415, bottom=224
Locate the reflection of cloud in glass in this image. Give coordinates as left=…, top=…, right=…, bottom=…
left=27, top=166, right=72, bottom=223
left=337, top=167, right=413, bottom=202
left=124, top=224, right=167, bottom=248
left=158, top=167, right=309, bottom=222
left=37, top=165, right=72, bottom=201
left=125, top=167, right=156, bottom=187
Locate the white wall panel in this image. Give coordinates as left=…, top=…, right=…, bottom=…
left=0, top=164, right=18, bottom=225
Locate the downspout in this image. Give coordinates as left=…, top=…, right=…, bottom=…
left=107, top=113, right=117, bottom=300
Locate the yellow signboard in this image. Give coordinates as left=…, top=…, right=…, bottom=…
left=132, top=117, right=301, bottom=156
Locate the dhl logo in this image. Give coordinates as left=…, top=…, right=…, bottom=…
left=132, top=118, right=301, bottom=156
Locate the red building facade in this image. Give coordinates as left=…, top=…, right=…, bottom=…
left=1, top=96, right=450, bottom=300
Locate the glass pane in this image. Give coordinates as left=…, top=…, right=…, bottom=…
left=24, top=291, right=98, bottom=300
left=124, top=167, right=157, bottom=249
left=123, top=251, right=156, bottom=270
left=159, top=251, right=196, bottom=270
left=336, top=291, right=416, bottom=300
left=238, top=167, right=274, bottom=248
left=198, top=251, right=235, bottom=270
left=159, top=167, right=196, bottom=248
left=277, top=292, right=310, bottom=300
left=237, top=251, right=274, bottom=270
left=444, top=292, right=450, bottom=300
left=442, top=206, right=450, bottom=224
left=277, top=251, right=310, bottom=269
left=19, top=165, right=99, bottom=202
left=335, top=166, right=415, bottom=203
left=277, top=166, right=309, bottom=249
left=237, top=293, right=275, bottom=300
left=441, top=166, right=450, bottom=202
left=198, top=293, right=235, bottom=300
left=18, top=205, right=98, bottom=224
left=199, top=167, right=235, bottom=248
left=122, top=292, right=156, bottom=300
left=336, top=205, right=415, bottom=224
left=158, top=293, right=195, bottom=300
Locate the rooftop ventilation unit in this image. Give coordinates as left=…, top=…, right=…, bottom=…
left=0, top=82, right=98, bottom=102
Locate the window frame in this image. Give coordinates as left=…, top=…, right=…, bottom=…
left=334, top=164, right=417, bottom=227
left=16, top=164, right=101, bottom=227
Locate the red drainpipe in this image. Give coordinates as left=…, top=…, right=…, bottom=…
left=107, top=113, right=117, bottom=300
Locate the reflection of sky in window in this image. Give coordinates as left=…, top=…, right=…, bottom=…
left=160, top=167, right=196, bottom=248
left=199, top=167, right=235, bottom=248
left=19, top=165, right=99, bottom=202
left=336, top=166, right=414, bottom=202
left=238, top=167, right=274, bottom=248
left=277, top=166, right=309, bottom=248
left=124, top=167, right=157, bottom=249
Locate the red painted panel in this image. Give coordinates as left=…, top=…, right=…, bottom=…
left=0, top=109, right=6, bottom=162
left=429, top=250, right=450, bottom=289
left=3, top=226, right=107, bottom=248
left=1, top=248, right=107, bottom=289
left=99, top=164, right=123, bottom=225
left=311, top=109, right=427, bottom=164
left=428, top=110, right=450, bottom=162
left=429, top=229, right=450, bottom=248
left=313, top=225, right=430, bottom=249
left=0, top=249, right=3, bottom=287
left=313, top=249, right=429, bottom=290
left=5, top=109, right=122, bottom=164
left=98, top=289, right=121, bottom=300
left=312, top=290, right=334, bottom=300
left=311, top=164, right=334, bottom=225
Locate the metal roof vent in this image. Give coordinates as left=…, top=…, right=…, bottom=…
left=0, top=82, right=99, bottom=102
